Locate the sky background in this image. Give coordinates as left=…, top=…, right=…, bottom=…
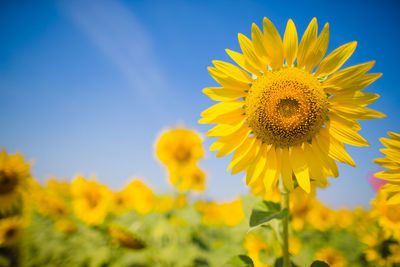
left=1, top=0, right=399, bottom=208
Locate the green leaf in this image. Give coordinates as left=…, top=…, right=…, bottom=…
left=249, top=201, right=288, bottom=228
left=310, top=261, right=330, bottom=267
left=274, top=257, right=299, bottom=267
left=223, top=255, right=254, bottom=267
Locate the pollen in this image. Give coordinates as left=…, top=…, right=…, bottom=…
left=246, top=67, right=328, bottom=147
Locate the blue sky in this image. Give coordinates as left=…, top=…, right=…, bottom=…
left=1, top=0, right=399, bottom=208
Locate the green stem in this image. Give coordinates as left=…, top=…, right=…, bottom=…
left=280, top=178, right=290, bottom=267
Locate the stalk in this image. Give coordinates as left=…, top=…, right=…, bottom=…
left=280, top=178, right=290, bottom=267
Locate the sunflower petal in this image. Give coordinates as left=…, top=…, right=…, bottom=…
left=330, top=105, right=386, bottom=120
left=238, top=33, right=265, bottom=72
left=214, top=125, right=252, bottom=157
left=314, top=41, right=357, bottom=77
left=228, top=136, right=256, bottom=171
left=208, top=67, right=250, bottom=90
left=263, top=147, right=279, bottom=190
left=226, top=49, right=261, bottom=75
left=212, top=60, right=253, bottom=83
left=318, top=128, right=356, bottom=167
left=297, top=18, right=318, bottom=69
left=231, top=139, right=262, bottom=175
left=374, top=169, right=400, bottom=181
left=246, top=144, right=269, bottom=185
left=329, top=112, right=361, bottom=131
left=323, top=61, right=375, bottom=88
left=206, top=117, right=246, bottom=137
left=251, top=23, right=269, bottom=63
left=202, top=87, right=247, bottom=102
left=200, top=100, right=244, bottom=118
left=327, top=120, right=369, bottom=147
left=329, top=92, right=380, bottom=107
left=304, top=22, right=329, bottom=72
left=262, top=17, right=284, bottom=68
left=290, top=146, right=310, bottom=193
left=283, top=19, right=298, bottom=67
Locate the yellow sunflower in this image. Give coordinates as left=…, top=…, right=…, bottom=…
left=371, top=190, right=400, bottom=240
left=71, top=176, right=110, bottom=226
left=0, top=217, right=24, bottom=247
left=123, top=179, right=155, bottom=215
left=155, top=127, right=204, bottom=170
left=200, top=17, right=384, bottom=193
left=314, top=247, right=346, bottom=267
left=0, top=149, right=31, bottom=214
left=373, top=132, right=400, bottom=204
left=108, top=224, right=146, bottom=250
left=171, top=164, right=207, bottom=192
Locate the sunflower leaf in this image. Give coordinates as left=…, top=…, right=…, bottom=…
left=310, top=260, right=330, bottom=267
left=223, top=255, right=255, bottom=267
left=249, top=201, right=288, bottom=228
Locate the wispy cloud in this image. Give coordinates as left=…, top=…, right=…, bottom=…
left=60, top=0, right=169, bottom=116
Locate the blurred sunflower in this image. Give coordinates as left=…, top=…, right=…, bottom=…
left=315, top=247, right=346, bottom=267
left=200, top=17, right=384, bottom=193
left=373, top=132, right=400, bottom=204
left=0, top=217, right=24, bottom=247
left=0, top=150, right=31, bottom=214
left=71, top=176, right=110, bottom=226
left=362, top=232, right=400, bottom=267
left=243, top=233, right=269, bottom=267
left=371, top=190, right=400, bottom=240
left=155, top=127, right=204, bottom=169
left=172, top=164, right=206, bottom=192
left=54, top=219, right=77, bottom=234
left=109, top=224, right=146, bottom=250
left=123, top=179, right=155, bottom=215
left=307, top=201, right=335, bottom=231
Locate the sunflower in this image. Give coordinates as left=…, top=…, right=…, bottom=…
left=314, top=247, right=346, bottom=267
left=200, top=17, right=384, bottom=193
left=155, top=127, right=204, bottom=170
left=371, top=190, right=400, bottom=240
left=71, top=176, right=110, bottom=226
left=54, top=219, right=77, bottom=234
left=171, top=164, right=206, bottom=192
left=108, top=224, right=146, bottom=250
left=0, top=217, right=24, bottom=247
left=373, top=132, right=400, bottom=204
left=0, top=150, right=31, bottom=214
left=123, top=179, right=155, bottom=215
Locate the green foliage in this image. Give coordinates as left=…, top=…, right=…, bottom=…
left=310, top=260, right=330, bottom=267
left=249, top=201, right=288, bottom=229
left=223, top=255, right=254, bottom=267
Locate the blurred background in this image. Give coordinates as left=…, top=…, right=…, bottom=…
left=1, top=0, right=399, bottom=208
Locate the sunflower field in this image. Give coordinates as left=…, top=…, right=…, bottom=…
left=1, top=4, right=400, bottom=267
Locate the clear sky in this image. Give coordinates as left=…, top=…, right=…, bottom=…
left=1, top=0, right=399, bottom=208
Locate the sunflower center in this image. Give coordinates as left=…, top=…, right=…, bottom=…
left=5, top=227, right=17, bottom=239
left=173, top=147, right=191, bottom=163
left=0, top=171, right=18, bottom=195
left=246, top=68, right=328, bottom=147
left=386, top=205, right=400, bottom=222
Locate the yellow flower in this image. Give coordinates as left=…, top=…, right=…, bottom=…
left=108, top=224, right=146, bottom=250
left=34, top=191, right=69, bottom=219
left=200, top=17, right=384, bottom=193
left=289, top=235, right=301, bottom=256
left=0, top=149, right=31, bottom=214
left=371, top=190, right=400, bottom=240
left=123, top=179, right=155, bottom=215
left=71, top=176, right=110, bottom=226
left=196, top=198, right=245, bottom=227
left=0, top=217, right=24, bottom=247
left=54, top=219, right=77, bottom=234
left=373, top=132, right=400, bottom=204
left=315, top=247, right=346, bottom=267
left=244, top=233, right=269, bottom=267
left=171, top=164, right=207, bottom=192
left=173, top=194, right=187, bottom=209
left=155, top=127, right=204, bottom=169
left=307, top=201, right=335, bottom=231
left=46, top=178, right=71, bottom=199
left=290, top=185, right=316, bottom=231
left=154, top=195, right=174, bottom=214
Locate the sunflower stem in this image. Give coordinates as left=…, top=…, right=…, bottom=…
left=280, top=178, right=290, bottom=267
